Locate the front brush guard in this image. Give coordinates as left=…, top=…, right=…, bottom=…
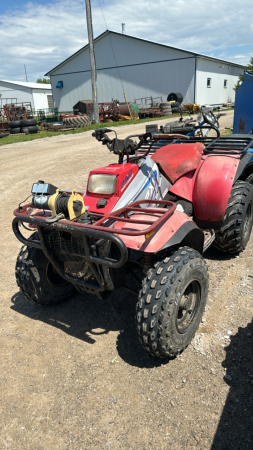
left=13, top=215, right=128, bottom=293
left=13, top=199, right=176, bottom=293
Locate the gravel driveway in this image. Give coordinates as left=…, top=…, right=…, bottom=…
left=0, top=110, right=252, bottom=449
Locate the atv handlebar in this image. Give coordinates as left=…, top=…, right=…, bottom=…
left=192, top=125, right=220, bottom=137
left=92, top=128, right=113, bottom=140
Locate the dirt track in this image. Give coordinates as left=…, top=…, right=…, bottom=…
left=1, top=111, right=253, bottom=449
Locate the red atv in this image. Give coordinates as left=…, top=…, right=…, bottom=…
left=13, top=129, right=253, bottom=358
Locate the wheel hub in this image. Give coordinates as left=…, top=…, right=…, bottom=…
left=179, top=295, right=192, bottom=311
left=176, top=280, right=201, bottom=334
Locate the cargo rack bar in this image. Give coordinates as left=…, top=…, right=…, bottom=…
left=133, top=134, right=253, bottom=157
left=135, top=136, right=214, bottom=157
left=203, top=135, right=253, bottom=154
left=94, top=200, right=176, bottom=235
left=13, top=200, right=176, bottom=238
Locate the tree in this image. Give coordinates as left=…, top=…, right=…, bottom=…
left=36, top=78, right=51, bottom=84
left=234, top=57, right=253, bottom=91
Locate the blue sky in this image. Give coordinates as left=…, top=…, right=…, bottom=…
left=0, top=0, right=252, bottom=82
left=0, top=0, right=53, bottom=14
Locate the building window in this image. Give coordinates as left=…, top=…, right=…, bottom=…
left=207, top=78, right=211, bottom=88
left=224, top=79, right=227, bottom=88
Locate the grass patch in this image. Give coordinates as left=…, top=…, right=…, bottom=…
left=221, top=128, right=233, bottom=136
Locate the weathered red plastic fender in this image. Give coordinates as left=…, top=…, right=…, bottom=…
left=193, top=155, right=240, bottom=227
left=114, top=211, right=204, bottom=254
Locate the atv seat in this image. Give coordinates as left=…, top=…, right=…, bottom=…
left=151, top=142, right=204, bottom=184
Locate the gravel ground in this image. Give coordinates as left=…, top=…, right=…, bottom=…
left=0, top=111, right=252, bottom=450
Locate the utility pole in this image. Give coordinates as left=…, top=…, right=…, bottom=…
left=24, top=65, right=28, bottom=82
left=85, top=0, right=99, bottom=124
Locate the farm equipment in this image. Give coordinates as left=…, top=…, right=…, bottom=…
left=13, top=127, right=253, bottom=359
left=183, top=102, right=201, bottom=114
left=0, top=101, right=33, bottom=131
left=134, top=96, right=163, bottom=118
left=99, top=100, right=139, bottom=122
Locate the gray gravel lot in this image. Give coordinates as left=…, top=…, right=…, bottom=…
left=0, top=110, right=252, bottom=449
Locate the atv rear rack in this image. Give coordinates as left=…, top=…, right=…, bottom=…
left=134, top=135, right=214, bottom=157
left=204, top=135, right=253, bottom=154
left=132, top=134, right=253, bottom=158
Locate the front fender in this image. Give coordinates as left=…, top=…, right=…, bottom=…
left=193, top=155, right=240, bottom=228
left=117, top=211, right=203, bottom=253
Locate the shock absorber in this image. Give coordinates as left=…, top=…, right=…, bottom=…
left=143, top=252, right=154, bottom=271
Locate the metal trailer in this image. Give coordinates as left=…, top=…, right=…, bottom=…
left=233, top=70, right=253, bottom=134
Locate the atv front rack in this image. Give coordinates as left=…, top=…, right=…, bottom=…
left=13, top=200, right=176, bottom=294
left=13, top=200, right=176, bottom=239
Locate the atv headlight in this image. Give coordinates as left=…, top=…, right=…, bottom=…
left=88, top=174, right=117, bottom=195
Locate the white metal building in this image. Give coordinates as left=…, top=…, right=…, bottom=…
left=45, top=30, right=244, bottom=112
left=0, top=80, right=53, bottom=111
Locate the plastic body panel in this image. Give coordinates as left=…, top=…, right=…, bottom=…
left=113, top=210, right=197, bottom=252
left=151, top=142, right=204, bottom=184
left=84, top=162, right=139, bottom=214
left=111, top=157, right=167, bottom=211
left=83, top=157, right=171, bottom=215
left=193, top=154, right=240, bottom=225
left=169, top=169, right=197, bottom=202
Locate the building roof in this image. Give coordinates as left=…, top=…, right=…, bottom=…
left=0, top=80, right=52, bottom=89
left=45, top=29, right=245, bottom=76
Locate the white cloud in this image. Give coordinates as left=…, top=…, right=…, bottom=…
left=0, top=0, right=252, bottom=81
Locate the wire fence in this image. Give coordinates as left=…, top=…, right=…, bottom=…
left=33, top=108, right=59, bottom=123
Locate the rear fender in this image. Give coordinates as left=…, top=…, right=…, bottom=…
left=237, top=155, right=253, bottom=182
left=116, top=211, right=204, bottom=253
left=193, top=155, right=240, bottom=228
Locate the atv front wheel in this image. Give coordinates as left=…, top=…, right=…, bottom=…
left=15, top=233, right=75, bottom=305
left=136, top=247, right=209, bottom=358
left=214, top=181, right=253, bottom=253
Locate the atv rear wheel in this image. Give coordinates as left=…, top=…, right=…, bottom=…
left=15, top=233, right=75, bottom=305
left=246, top=173, right=253, bottom=185
left=136, top=247, right=209, bottom=358
left=214, top=181, right=253, bottom=253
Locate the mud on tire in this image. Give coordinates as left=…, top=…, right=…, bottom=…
left=136, top=247, right=209, bottom=358
left=214, top=181, right=253, bottom=253
left=15, top=233, right=75, bottom=306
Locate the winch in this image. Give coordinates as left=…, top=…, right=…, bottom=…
left=31, top=180, right=85, bottom=221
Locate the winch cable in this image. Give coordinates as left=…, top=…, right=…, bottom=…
left=97, top=0, right=133, bottom=119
